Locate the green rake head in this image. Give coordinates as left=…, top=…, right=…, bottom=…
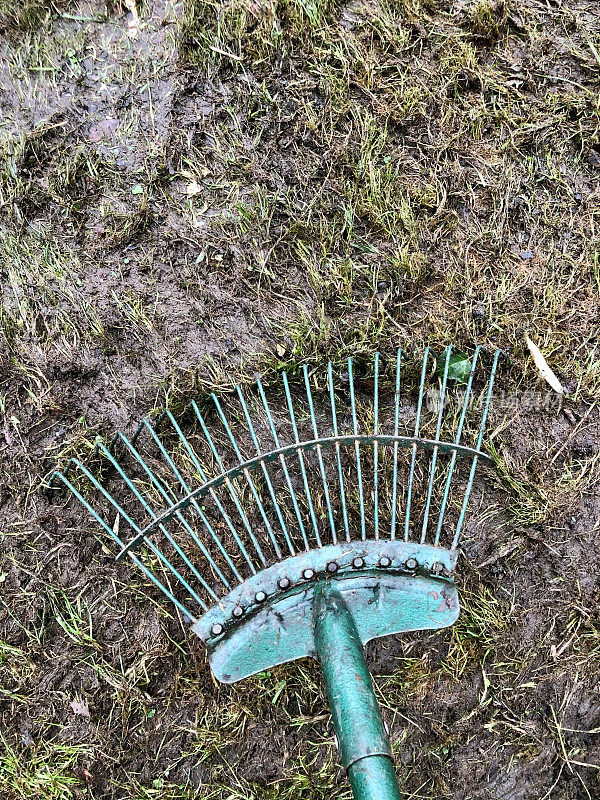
left=49, top=346, right=500, bottom=800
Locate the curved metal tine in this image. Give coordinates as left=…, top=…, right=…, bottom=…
left=404, top=347, right=430, bottom=541
left=179, top=404, right=266, bottom=568
left=282, top=372, right=321, bottom=548
left=328, top=363, right=350, bottom=542
left=303, top=365, right=337, bottom=545
left=53, top=471, right=198, bottom=621
left=129, top=416, right=148, bottom=448
left=373, top=353, right=380, bottom=540
left=51, top=467, right=127, bottom=550
left=348, top=359, right=366, bottom=540
left=235, top=386, right=296, bottom=556
left=434, top=346, right=481, bottom=546
left=190, top=401, right=281, bottom=563
left=420, top=347, right=452, bottom=544
left=96, top=442, right=222, bottom=603
left=61, top=459, right=208, bottom=612
left=117, top=428, right=243, bottom=583
left=256, top=378, right=312, bottom=553
left=192, top=400, right=281, bottom=565
left=47, top=458, right=79, bottom=487
left=452, top=349, right=500, bottom=549
left=161, top=410, right=266, bottom=581
left=140, top=419, right=259, bottom=575
left=390, top=349, right=402, bottom=540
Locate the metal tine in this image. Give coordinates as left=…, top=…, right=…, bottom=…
left=235, top=386, right=297, bottom=556
left=256, top=379, right=312, bottom=552
left=178, top=404, right=267, bottom=568
left=373, top=353, right=380, bottom=540
left=51, top=470, right=198, bottom=621
left=303, top=365, right=337, bottom=545
left=327, top=363, right=350, bottom=542
left=129, top=416, right=149, bottom=448
left=139, top=420, right=259, bottom=576
left=348, top=359, right=366, bottom=540
left=452, top=349, right=499, bottom=549
left=127, top=405, right=175, bottom=449
left=189, top=401, right=282, bottom=562
left=60, top=459, right=208, bottom=612
left=390, top=349, right=402, bottom=540
left=420, top=346, right=452, bottom=544
left=48, top=468, right=129, bottom=551
left=105, top=409, right=160, bottom=456
left=47, top=457, right=79, bottom=485
left=96, top=442, right=222, bottom=603
left=434, top=346, right=481, bottom=546
left=51, top=445, right=116, bottom=487
left=282, top=372, right=322, bottom=548
left=404, top=347, right=430, bottom=541
left=114, top=431, right=240, bottom=586
left=163, top=409, right=273, bottom=576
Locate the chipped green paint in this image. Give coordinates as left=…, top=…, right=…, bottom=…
left=193, top=541, right=459, bottom=683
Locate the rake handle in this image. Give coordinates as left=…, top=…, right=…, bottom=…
left=313, top=583, right=402, bottom=800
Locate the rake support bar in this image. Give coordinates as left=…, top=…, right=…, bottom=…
left=314, top=582, right=402, bottom=800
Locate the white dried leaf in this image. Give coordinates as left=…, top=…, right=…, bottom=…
left=526, top=336, right=564, bottom=394
left=185, top=181, right=203, bottom=197
left=70, top=696, right=90, bottom=717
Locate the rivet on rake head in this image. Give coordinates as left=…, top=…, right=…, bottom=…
left=431, top=562, right=443, bottom=575
left=211, top=623, right=224, bottom=636
left=326, top=561, right=338, bottom=573
left=379, top=556, right=391, bottom=568
left=352, top=557, right=365, bottom=569
left=405, top=558, right=418, bottom=571
left=303, top=568, right=315, bottom=580
left=232, top=605, right=244, bottom=618
left=278, top=577, right=291, bottom=590
left=255, top=591, right=267, bottom=603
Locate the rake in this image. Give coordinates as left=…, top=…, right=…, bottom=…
left=49, top=345, right=499, bottom=799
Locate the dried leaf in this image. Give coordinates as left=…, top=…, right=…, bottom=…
left=70, top=696, right=90, bottom=717
left=82, top=769, right=94, bottom=784
left=185, top=180, right=202, bottom=197
left=526, top=337, right=564, bottom=394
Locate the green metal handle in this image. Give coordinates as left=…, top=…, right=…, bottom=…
left=313, top=583, right=402, bottom=800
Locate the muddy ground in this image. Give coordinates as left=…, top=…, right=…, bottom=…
left=1, top=0, right=600, bottom=797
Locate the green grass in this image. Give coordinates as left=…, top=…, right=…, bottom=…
left=0, top=732, right=90, bottom=800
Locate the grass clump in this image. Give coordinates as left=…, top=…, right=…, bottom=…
left=0, top=0, right=53, bottom=35
left=0, top=733, right=90, bottom=799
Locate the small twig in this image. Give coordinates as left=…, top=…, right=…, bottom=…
left=209, top=45, right=244, bottom=61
